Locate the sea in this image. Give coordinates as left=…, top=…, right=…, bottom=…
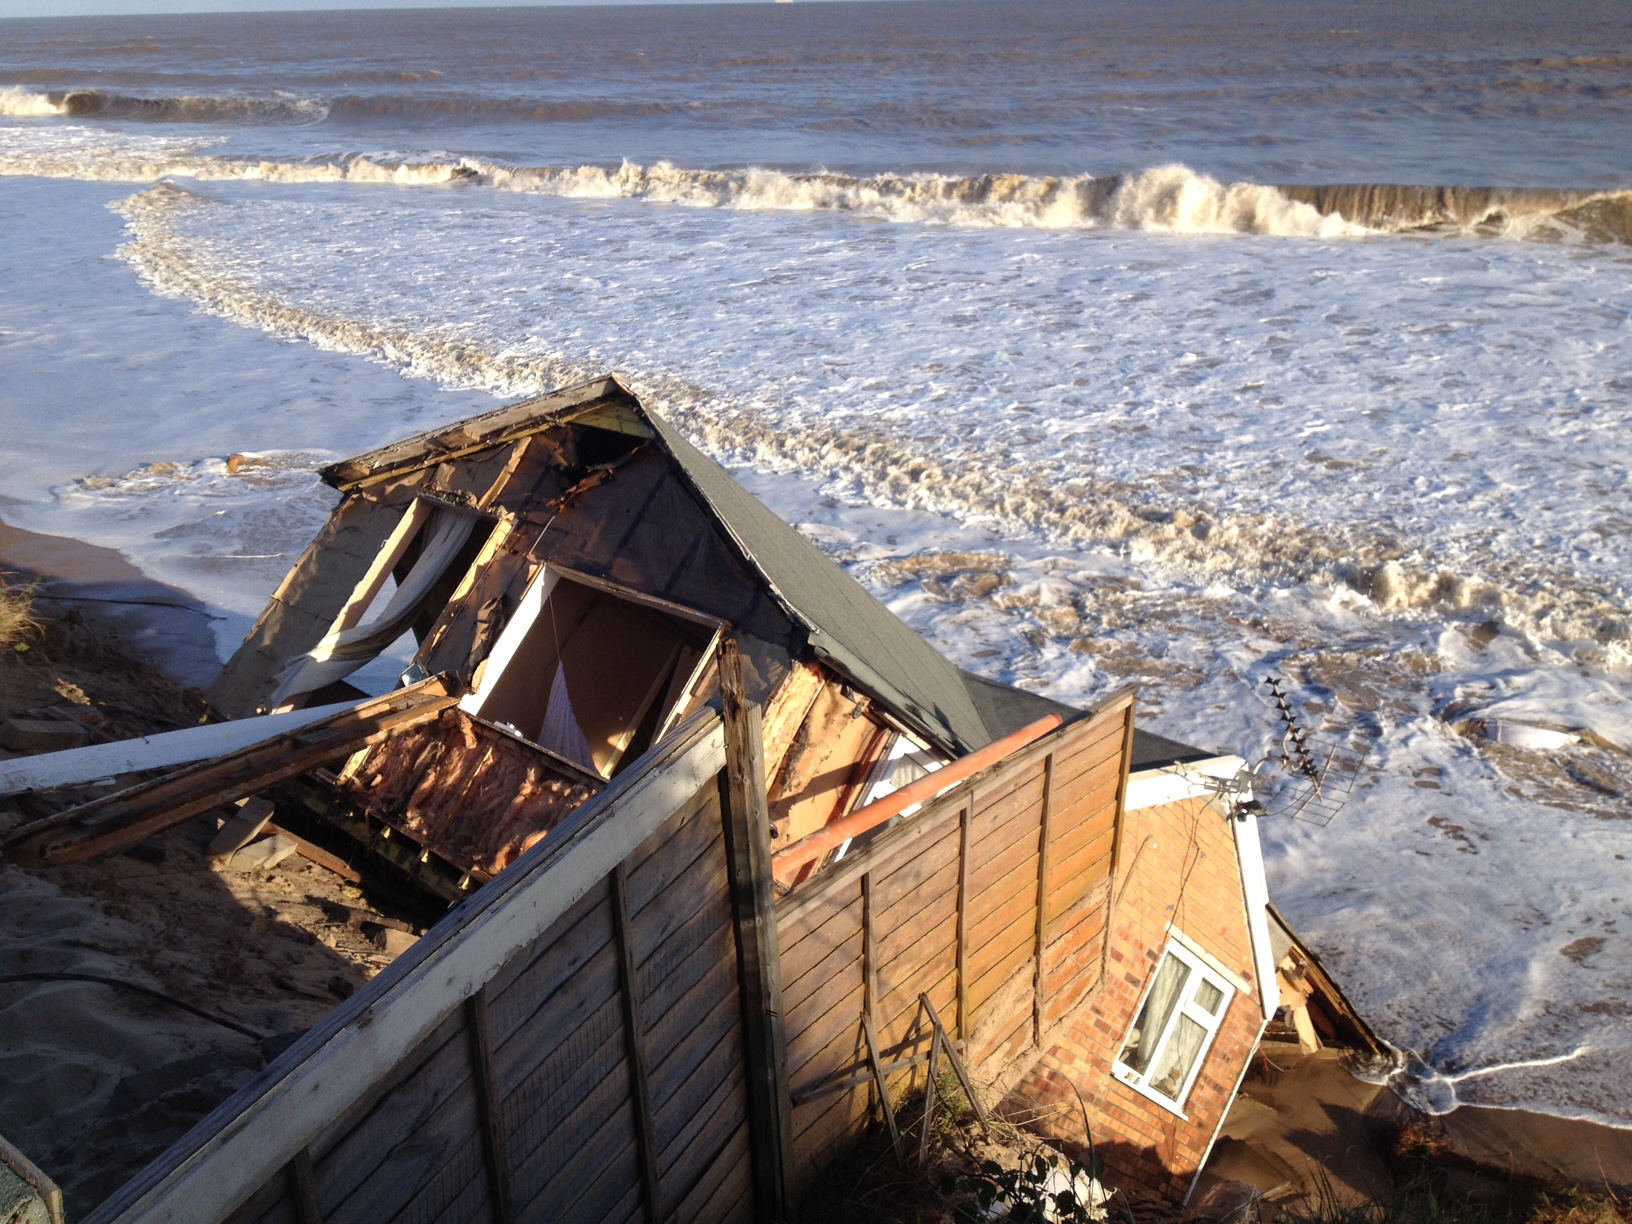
left=1, top=0, right=1629, bottom=1126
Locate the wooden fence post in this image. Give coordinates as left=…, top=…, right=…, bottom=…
left=284, top=1149, right=322, bottom=1224
left=1101, top=694, right=1139, bottom=993
left=1033, top=753, right=1056, bottom=1045
left=718, top=638, right=797, bottom=1221
left=611, top=864, right=662, bottom=1224
left=957, top=792, right=972, bottom=1042
left=464, top=986, right=516, bottom=1224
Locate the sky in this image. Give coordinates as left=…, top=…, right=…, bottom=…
left=2, top=0, right=758, bottom=18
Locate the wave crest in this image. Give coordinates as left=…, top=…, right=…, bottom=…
left=0, top=87, right=63, bottom=118
left=0, top=87, right=327, bottom=124
left=3, top=134, right=1627, bottom=242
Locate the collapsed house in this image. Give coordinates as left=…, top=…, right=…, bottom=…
left=0, top=376, right=1357, bottom=1223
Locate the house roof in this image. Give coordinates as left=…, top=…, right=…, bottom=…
left=320, top=375, right=1213, bottom=762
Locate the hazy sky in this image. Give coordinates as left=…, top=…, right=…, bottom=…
left=1, top=0, right=753, bottom=19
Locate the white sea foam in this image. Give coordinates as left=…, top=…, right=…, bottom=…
left=8, top=120, right=1630, bottom=243
left=107, top=182, right=1632, bottom=666
left=1, top=140, right=1357, bottom=235
left=0, top=87, right=61, bottom=118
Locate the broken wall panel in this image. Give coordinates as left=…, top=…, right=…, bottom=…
left=210, top=495, right=412, bottom=718
left=510, top=447, right=794, bottom=652
left=86, top=712, right=766, bottom=1224
left=340, top=709, right=600, bottom=877
left=415, top=519, right=539, bottom=687
left=766, top=676, right=889, bottom=847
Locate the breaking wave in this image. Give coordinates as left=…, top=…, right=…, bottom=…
left=2, top=134, right=1628, bottom=242
left=0, top=86, right=327, bottom=124
left=1279, top=183, right=1632, bottom=245
left=0, top=87, right=61, bottom=118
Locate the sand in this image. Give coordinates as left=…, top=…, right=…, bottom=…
left=1200, top=1040, right=1632, bottom=1213
left=0, top=521, right=421, bottom=1218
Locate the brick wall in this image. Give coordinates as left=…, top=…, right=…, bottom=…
left=1002, top=793, right=1266, bottom=1201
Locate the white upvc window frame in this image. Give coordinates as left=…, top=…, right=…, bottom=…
left=1112, top=937, right=1235, bottom=1117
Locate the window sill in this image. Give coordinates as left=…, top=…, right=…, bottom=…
left=1111, top=1065, right=1191, bottom=1121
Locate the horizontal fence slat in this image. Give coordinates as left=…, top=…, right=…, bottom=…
left=306, top=1012, right=469, bottom=1215
left=494, top=915, right=621, bottom=1100
left=777, top=889, right=863, bottom=980
left=506, top=1000, right=626, bottom=1199
left=1044, top=791, right=1118, bottom=880
left=872, top=879, right=960, bottom=972
left=967, top=772, right=1047, bottom=861
left=1047, top=757, right=1124, bottom=827
left=780, top=923, right=863, bottom=1018
left=968, top=913, right=1041, bottom=1015
left=785, top=986, right=866, bottom=1089
left=641, top=917, right=740, bottom=1074
left=869, top=830, right=962, bottom=921
left=657, top=1053, right=748, bottom=1186
left=486, top=885, right=615, bottom=1056
left=1045, top=831, right=1116, bottom=925
left=966, top=832, right=1041, bottom=915
left=676, top=1134, right=751, bottom=1224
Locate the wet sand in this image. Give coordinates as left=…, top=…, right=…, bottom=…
left=1201, top=1041, right=1632, bottom=1210
left=0, top=510, right=223, bottom=690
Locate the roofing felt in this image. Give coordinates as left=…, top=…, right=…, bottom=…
left=644, top=410, right=997, bottom=755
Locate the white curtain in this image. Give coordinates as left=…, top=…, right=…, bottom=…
left=538, top=662, right=598, bottom=773
left=1148, top=1014, right=1209, bottom=1100
left=1119, top=954, right=1190, bottom=1075
left=268, top=508, right=477, bottom=706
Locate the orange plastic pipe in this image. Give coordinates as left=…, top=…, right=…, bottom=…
left=770, top=713, right=1064, bottom=875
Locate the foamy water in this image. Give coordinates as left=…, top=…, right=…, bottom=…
left=2, top=0, right=1630, bottom=1128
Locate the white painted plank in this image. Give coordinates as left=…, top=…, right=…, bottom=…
left=0, top=700, right=369, bottom=797
left=1231, top=806, right=1282, bottom=1021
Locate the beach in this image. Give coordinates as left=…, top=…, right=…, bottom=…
left=1, top=0, right=1629, bottom=1134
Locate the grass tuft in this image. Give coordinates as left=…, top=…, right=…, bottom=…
left=0, top=574, right=39, bottom=652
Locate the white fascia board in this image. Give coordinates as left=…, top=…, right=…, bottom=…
left=1231, top=807, right=1281, bottom=1020
left=1123, top=754, right=1245, bottom=811
left=0, top=699, right=368, bottom=797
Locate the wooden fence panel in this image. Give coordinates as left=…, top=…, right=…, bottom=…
left=775, top=690, right=1136, bottom=1195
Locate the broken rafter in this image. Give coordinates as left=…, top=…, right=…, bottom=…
left=323, top=379, right=638, bottom=492
left=1, top=677, right=459, bottom=868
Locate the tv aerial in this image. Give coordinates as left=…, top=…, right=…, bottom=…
left=1219, top=675, right=1369, bottom=826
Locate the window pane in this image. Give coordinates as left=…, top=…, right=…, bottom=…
left=1195, top=980, right=1225, bottom=1015
left=1148, top=1014, right=1209, bottom=1101
left=1119, top=956, right=1190, bottom=1075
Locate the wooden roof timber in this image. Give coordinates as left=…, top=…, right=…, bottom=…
left=321, top=376, right=648, bottom=492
